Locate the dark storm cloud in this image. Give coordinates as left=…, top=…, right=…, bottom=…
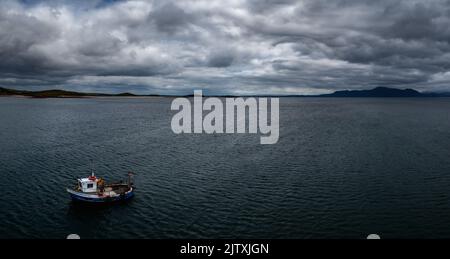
left=1, top=0, right=450, bottom=94
left=207, top=49, right=235, bottom=68
left=150, top=2, right=196, bottom=34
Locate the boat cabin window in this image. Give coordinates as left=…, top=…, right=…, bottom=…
left=87, top=183, right=94, bottom=188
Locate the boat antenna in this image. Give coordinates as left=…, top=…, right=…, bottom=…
left=90, top=159, right=94, bottom=177
left=128, top=171, right=134, bottom=187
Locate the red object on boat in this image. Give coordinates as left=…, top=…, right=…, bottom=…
left=88, top=175, right=96, bottom=181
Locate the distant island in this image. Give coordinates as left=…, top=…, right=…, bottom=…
left=1, top=86, right=449, bottom=98
left=318, top=87, right=450, bottom=97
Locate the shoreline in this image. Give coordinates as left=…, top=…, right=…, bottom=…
left=0, top=94, right=173, bottom=99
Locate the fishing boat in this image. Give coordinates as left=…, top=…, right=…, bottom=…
left=67, top=172, right=134, bottom=203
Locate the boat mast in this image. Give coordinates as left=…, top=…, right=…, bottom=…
left=90, top=159, right=94, bottom=177
left=128, top=172, right=134, bottom=187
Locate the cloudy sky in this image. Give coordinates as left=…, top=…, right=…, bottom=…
left=1, top=0, right=450, bottom=95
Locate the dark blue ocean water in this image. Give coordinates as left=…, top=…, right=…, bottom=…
left=0, top=97, right=450, bottom=239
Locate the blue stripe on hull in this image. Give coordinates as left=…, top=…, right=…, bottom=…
left=70, top=192, right=134, bottom=203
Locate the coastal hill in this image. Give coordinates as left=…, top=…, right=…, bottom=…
left=320, top=87, right=425, bottom=97
left=1, top=86, right=449, bottom=98
left=0, top=87, right=135, bottom=98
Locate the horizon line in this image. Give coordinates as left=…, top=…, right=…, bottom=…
left=1, top=86, right=450, bottom=98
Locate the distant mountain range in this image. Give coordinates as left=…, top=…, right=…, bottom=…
left=318, top=87, right=450, bottom=97
left=1, top=86, right=450, bottom=98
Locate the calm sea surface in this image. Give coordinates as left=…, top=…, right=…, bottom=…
left=0, top=97, right=450, bottom=239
